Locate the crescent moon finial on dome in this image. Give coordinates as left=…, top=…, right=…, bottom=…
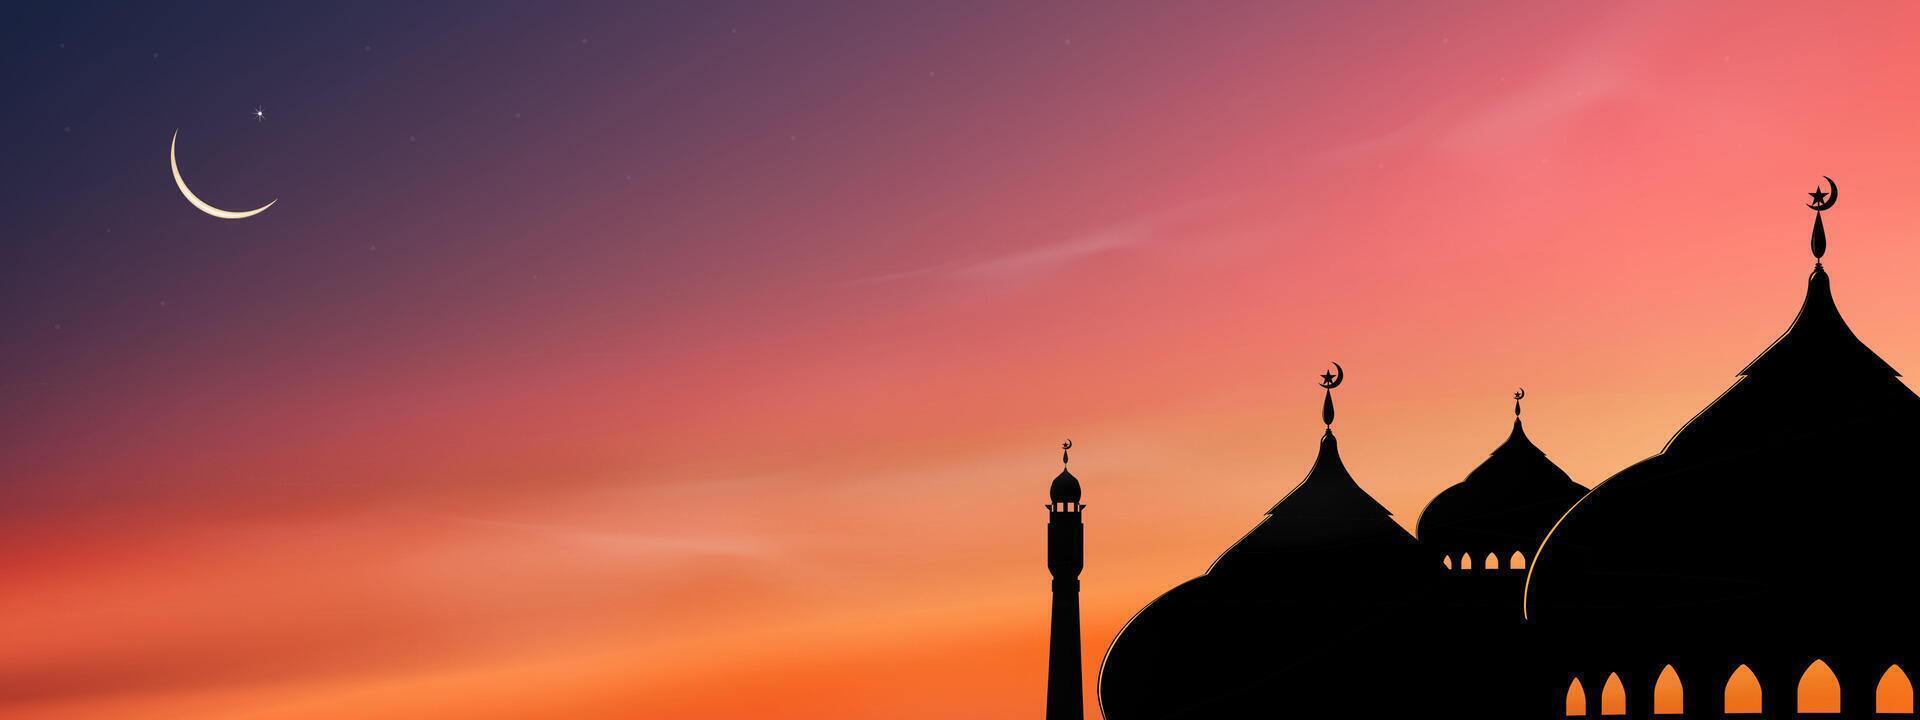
left=1806, top=177, right=1835, bottom=263
left=1319, top=362, right=1344, bottom=390
left=1807, top=176, right=1837, bottom=212
left=1061, top=439, right=1072, bottom=466
left=1514, top=387, right=1525, bottom=416
left=1318, top=362, right=1343, bottom=428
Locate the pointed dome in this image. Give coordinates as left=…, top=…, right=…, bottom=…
left=1100, top=377, right=1432, bottom=720
left=1050, top=468, right=1082, bottom=504
left=1208, top=430, right=1415, bottom=577
left=1735, top=262, right=1895, bottom=379
left=1528, top=207, right=1920, bottom=647
left=1416, top=413, right=1585, bottom=557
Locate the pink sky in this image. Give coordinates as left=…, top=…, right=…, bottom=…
left=9, top=2, right=1920, bottom=717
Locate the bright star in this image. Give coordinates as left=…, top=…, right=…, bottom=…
left=253, top=106, right=265, bottom=122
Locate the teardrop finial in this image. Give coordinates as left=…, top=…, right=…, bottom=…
left=1318, top=362, right=1344, bottom=427
left=1807, top=176, right=1835, bottom=265
left=1514, top=387, right=1525, bottom=417
left=1811, top=212, right=1828, bottom=264
left=1061, top=439, right=1072, bottom=466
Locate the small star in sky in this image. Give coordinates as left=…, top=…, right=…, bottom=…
left=253, top=106, right=265, bottom=122
left=1809, top=187, right=1829, bottom=205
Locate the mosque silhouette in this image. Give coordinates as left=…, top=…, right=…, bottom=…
left=1044, top=181, right=1920, bottom=719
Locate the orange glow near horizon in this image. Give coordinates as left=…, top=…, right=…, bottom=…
left=11, top=2, right=1920, bottom=718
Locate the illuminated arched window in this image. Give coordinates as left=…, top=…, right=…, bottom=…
left=1485, top=552, right=1501, bottom=570
left=1510, top=551, right=1527, bottom=570
left=1799, top=659, right=1840, bottom=714
left=1602, top=672, right=1626, bottom=715
left=1460, top=553, right=1473, bottom=570
left=1879, top=665, right=1914, bottom=714
left=1442, top=555, right=1453, bottom=570
left=1566, top=677, right=1587, bottom=717
left=1725, top=664, right=1763, bottom=714
left=1654, top=664, right=1684, bottom=715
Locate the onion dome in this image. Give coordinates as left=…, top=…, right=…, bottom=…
left=1100, top=367, right=1430, bottom=720
left=1206, top=429, right=1418, bottom=577
left=1415, top=391, right=1585, bottom=567
left=1051, top=440, right=1082, bottom=504
left=1527, top=188, right=1920, bottom=648
left=1049, top=469, right=1082, bottom=505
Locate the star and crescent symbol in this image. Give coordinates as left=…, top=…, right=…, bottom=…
left=1807, top=176, right=1837, bottom=211
left=1319, top=362, right=1344, bottom=390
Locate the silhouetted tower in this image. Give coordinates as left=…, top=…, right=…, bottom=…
left=1046, top=440, right=1084, bottom=720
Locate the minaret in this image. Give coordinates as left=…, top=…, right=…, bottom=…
left=1046, top=439, right=1084, bottom=720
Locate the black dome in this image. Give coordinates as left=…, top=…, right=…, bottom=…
left=1416, top=418, right=1585, bottom=558
left=1526, top=263, right=1920, bottom=642
left=1050, top=468, right=1082, bottom=504
left=1100, top=430, right=1430, bottom=720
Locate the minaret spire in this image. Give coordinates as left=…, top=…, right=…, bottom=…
left=1045, top=441, right=1085, bottom=720
left=1514, top=387, right=1525, bottom=418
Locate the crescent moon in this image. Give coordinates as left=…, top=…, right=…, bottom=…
left=1808, top=176, right=1838, bottom=211
left=1514, top=387, right=1526, bottom=401
left=1322, top=361, right=1344, bottom=389
left=171, top=129, right=275, bottom=220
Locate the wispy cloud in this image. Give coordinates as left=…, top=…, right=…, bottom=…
left=848, top=199, right=1233, bottom=287
left=1441, top=58, right=1629, bottom=152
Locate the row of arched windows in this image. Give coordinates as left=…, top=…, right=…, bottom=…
left=1440, top=550, right=1527, bottom=572
left=1564, top=661, right=1915, bottom=716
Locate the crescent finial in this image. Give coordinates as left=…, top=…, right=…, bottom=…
left=1319, top=362, right=1344, bottom=390
left=1807, top=176, right=1838, bottom=212
left=1808, top=177, right=1836, bottom=263
left=1514, top=387, right=1525, bottom=417
left=1061, top=439, right=1072, bottom=466
left=1318, top=362, right=1343, bottom=427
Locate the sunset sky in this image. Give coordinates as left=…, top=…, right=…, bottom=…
left=9, top=2, right=1920, bottom=717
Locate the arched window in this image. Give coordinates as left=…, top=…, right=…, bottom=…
left=1460, top=553, right=1473, bottom=570
left=1510, top=550, right=1527, bottom=570
left=1725, top=664, right=1763, bottom=714
left=1442, top=555, right=1453, bottom=570
left=1878, top=664, right=1914, bottom=714
left=1485, top=552, right=1501, bottom=570
left=1799, top=659, right=1840, bottom=714
left=1602, top=672, right=1626, bottom=715
left=1566, top=677, right=1587, bottom=717
left=1654, top=664, right=1684, bottom=715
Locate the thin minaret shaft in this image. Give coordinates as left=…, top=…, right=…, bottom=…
left=1046, top=440, right=1084, bottom=720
